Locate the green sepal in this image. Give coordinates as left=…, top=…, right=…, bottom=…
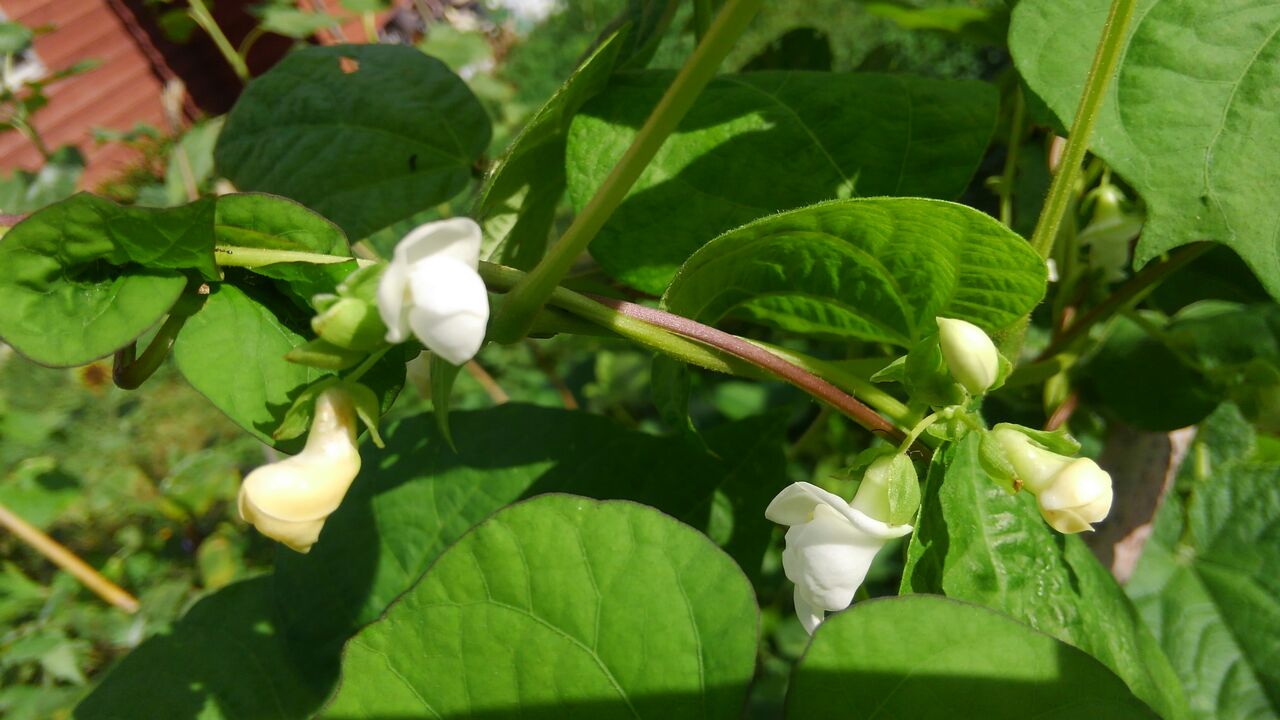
left=284, top=338, right=365, bottom=371
left=344, top=381, right=385, bottom=449
left=429, top=353, right=462, bottom=452
left=272, top=377, right=384, bottom=448
left=870, top=356, right=906, bottom=384
left=991, top=422, right=1082, bottom=456
left=311, top=297, right=387, bottom=352
left=904, top=331, right=967, bottom=409
left=885, top=455, right=922, bottom=527
left=977, top=429, right=1018, bottom=493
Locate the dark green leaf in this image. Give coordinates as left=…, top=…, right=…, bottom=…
left=662, top=198, right=1046, bottom=345
left=1127, top=405, right=1280, bottom=718
left=789, top=595, right=1158, bottom=718
left=324, top=495, right=759, bottom=718
left=740, top=28, right=833, bottom=71
left=477, top=31, right=625, bottom=270
left=216, top=44, right=490, bottom=240
left=75, top=577, right=332, bottom=720
left=596, top=0, right=679, bottom=71
left=271, top=404, right=782, bottom=653
left=1009, top=0, right=1280, bottom=298
left=569, top=72, right=1000, bottom=293
left=902, top=435, right=1191, bottom=720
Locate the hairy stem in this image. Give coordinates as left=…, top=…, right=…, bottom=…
left=1028, top=0, right=1136, bottom=259
left=487, top=0, right=763, bottom=343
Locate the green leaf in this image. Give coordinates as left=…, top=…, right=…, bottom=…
left=0, top=146, right=83, bottom=213
left=569, top=72, right=1000, bottom=293
left=271, top=404, right=782, bottom=653
left=216, top=44, right=491, bottom=240
left=251, top=4, right=338, bottom=38
left=75, top=577, right=332, bottom=720
left=324, top=495, right=759, bottom=718
left=477, top=30, right=625, bottom=270
left=428, top=352, right=462, bottom=449
left=162, top=116, right=224, bottom=206
left=0, top=193, right=219, bottom=367
left=788, top=595, right=1159, bottom=718
left=597, top=0, right=680, bottom=71
left=173, top=284, right=324, bottom=448
left=662, top=198, right=1047, bottom=345
left=1127, top=404, right=1280, bottom=719
left=1009, top=0, right=1280, bottom=298
left=0, top=21, right=33, bottom=55
left=902, top=435, right=1191, bottom=720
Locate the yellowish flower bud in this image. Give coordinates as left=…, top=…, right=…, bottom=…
left=238, top=387, right=361, bottom=553
left=990, top=428, right=1113, bottom=533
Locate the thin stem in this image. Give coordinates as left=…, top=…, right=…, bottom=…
left=344, top=345, right=390, bottom=383
left=214, top=245, right=375, bottom=269
left=998, top=87, right=1026, bottom=228
left=188, top=0, right=250, bottom=82
left=898, top=412, right=940, bottom=454
left=749, top=340, right=912, bottom=427
left=362, top=12, right=378, bottom=43
left=1037, top=243, right=1209, bottom=360
left=114, top=286, right=206, bottom=389
left=487, top=0, right=763, bottom=343
left=1027, top=0, right=1136, bottom=258
left=0, top=502, right=139, bottom=613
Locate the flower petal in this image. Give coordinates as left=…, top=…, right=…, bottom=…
left=782, top=504, right=884, bottom=612
left=793, top=586, right=825, bottom=635
left=405, top=256, right=489, bottom=365
left=764, top=481, right=852, bottom=526
left=395, top=217, right=483, bottom=269
left=376, top=258, right=412, bottom=343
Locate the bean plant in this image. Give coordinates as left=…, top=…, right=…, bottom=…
left=1, top=0, right=1277, bottom=718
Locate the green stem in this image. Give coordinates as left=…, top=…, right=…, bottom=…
left=188, top=0, right=250, bottom=82
left=487, top=0, right=763, bottom=344
left=898, top=412, right=940, bottom=454
left=344, top=346, right=390, bottom=383
left=998, top=87, right=1026, bottom=228
left=749, top=340, right=913, bottom=428
left=1037, top=242, right=1209, bottom=360
left=1027, top=0, right=1136, bottom=259
left=480, top=261, right=910, bottom=445
left=113, top=288, right=206, bottom=389
left=213, top=245, right=375, bottom=269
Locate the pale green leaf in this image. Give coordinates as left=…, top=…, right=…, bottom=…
left=324, top=495, right=759, bottom=718
left=1009, top=0, right=1280, bottom=297
left=789, top=595, right=1158, bottom=718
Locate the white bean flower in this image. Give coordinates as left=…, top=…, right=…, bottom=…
left=376, top=218, right=489, bottom=366
left=766, top=477, right=913, bottom=634
left=991, top=427, right=1114, bottom=534
left=238, top=387, right=361, bottom=553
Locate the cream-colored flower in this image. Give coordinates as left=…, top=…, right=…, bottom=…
left=765, top=479, right=912, bottom=634
left=376, top=218, right=489, bottom=366
left=238, top=387, right=361, bottom=553
left=937, top=317, right=999, bottom=395
left=991, top=428, right=1114, bottom=534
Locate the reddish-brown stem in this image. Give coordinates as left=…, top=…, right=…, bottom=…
left=588, top=295, right=907, bottom=445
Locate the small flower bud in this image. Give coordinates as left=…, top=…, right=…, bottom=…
left=238, top=387, right=361, bottom=553
left=312, top=296, right=386, bottom=351
left=937, top=317, right=1000, bottom=395
left=990, top=427, right=1113, bottom=533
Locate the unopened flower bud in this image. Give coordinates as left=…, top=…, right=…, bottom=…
left=238, top=387, right=361, bottom=553
left=936, top=317, right=999, bottom=395
left=990, top=428, right=1113, bottom=533
left=766, top=481, right=912, bottom=634
left=312, top=296, right=385, bottom=351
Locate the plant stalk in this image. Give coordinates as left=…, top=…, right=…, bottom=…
left=486, top=0, right=763, bottom=344
left=1027, top=0, right=1137, bottom=259
left=188, top=0, right=251, bottom=82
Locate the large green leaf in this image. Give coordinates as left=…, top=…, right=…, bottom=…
left=324, top=494, right=759, bottom=718
left=271, top=405, right=784, bottom=654
left=788, top=595, right=1158, bottom=718
left=216, top=44, right=490, bottom=240
left=0, top=194, right=218, bottom=367
left=173, top=284, right=323, bottom=448
left=1127, top=405, right=1280, bottom=718
left=662, top=198, right=1047, bottom=346
left=1009, top=0, right=1280, bottom=298
left=901, top=434, right=1190, bottom=720
left=567, top=72, right=999, bottom=293
left=75, top=577, right=332, bottom=720
left=477, top=31, right=625, bottom=270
